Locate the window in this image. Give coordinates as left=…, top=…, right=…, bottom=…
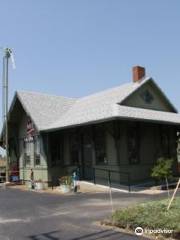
left=140, top=89, right=154, bottom=104
left=24, top=139, right=32, bottom=166
left=127, top=123, right=140, bottom=164
left=160, top=126, right=170, bottom=158
left=70, top=132, right=79, bottom=165
left=50, top=133, right=64, bottom=166
left=34, top=136, right=41, bottom=165
left=94, top=127, right=107, bottom=165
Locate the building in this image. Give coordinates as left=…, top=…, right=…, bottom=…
left=1, top=66, right=180, bottom=186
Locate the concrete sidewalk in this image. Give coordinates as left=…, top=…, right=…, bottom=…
left=8, top=180, right=166, bottom=196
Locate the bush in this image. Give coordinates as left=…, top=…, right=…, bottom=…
left=111, top=198, right=180, bottom=239
left=59, top=176, right=72, bottom=186
left=151, top=158, right=173, bottom=182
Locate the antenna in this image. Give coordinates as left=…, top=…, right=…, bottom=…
left=9, top=49, right=16, bottom=70
left=1, top=47, right=16, bottom=182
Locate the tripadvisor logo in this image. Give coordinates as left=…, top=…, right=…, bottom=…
left=135, top=227, right=173, bottom=236
left=135, top=227, right=143, bottom=236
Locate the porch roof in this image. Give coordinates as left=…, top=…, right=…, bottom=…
left=42, top=77, right=180, bottom=131
left=3, top=77, right=180, bottom=133
left=45, top=104, right=180, bottom=131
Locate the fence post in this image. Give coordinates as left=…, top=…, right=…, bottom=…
left=93, top=168, right=96, bottom=184
left=128, top=173, right=131, bottom=192
left=119, top=172, right=121, bottom=186
left=108, top=170, right=114, bottom=213
left=108, top=170, right=111, bottom=187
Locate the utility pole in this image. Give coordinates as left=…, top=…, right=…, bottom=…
left=2, top=48, right=12, bottom=182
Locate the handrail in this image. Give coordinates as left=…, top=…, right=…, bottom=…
left=0, top=168, right=131, bottom=191
left=94, top=167, right=129, bottom=175
left=92, top=167, right=131, bottom=192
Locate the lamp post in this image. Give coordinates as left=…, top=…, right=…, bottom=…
left=2, top=48, right=12, bottom=182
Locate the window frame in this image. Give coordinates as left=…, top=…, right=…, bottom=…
left=94, top=126, right=107, bottom=165
left=50, top=133, right=64, bottom=167
left=34, top=135, right=41, bottom=166
left=127, top=123, right=140, bottom=165
left=69, top=131, right=80, bottom=166
left=23, top=138, right=33, bottom=166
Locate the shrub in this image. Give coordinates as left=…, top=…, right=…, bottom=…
left=151, top=158, right=173, bottom=182
left=111, top=198, right=180, bottom=239
left=59, top=176, right=72, bottom=186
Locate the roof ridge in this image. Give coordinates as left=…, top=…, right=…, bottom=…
left=17, top=90, right=77, bottom=100
left=16, top=77, right=151, bottom=102
left=77, top=77, right=151, bottom=102
left=77, top=82, right=131, bottom=101
left=45, top=77, right=151, bottom=130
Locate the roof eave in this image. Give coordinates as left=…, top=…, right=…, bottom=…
left=0, top=92, right=40, bottom=141
left=149, top=79, right=178, bottom=113
left=119, top=77, right=178, bottom=113
left=16, top=92, right=40, bottom=132
left=41, top=116, right=180, bottom=133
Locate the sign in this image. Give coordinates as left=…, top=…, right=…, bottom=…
left=24, top=136, right=34, bottom=143
left=27, top=119, right=35, bottom=136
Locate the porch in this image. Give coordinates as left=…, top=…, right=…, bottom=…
left=44, top=119, right=179, bottom=187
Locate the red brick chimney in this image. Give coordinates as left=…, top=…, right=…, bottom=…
left=132, top=66, right=146, bottom=82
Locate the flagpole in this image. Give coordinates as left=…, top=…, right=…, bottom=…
left=3, top=48, right=11, bottom=182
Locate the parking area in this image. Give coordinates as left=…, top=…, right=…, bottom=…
left=0, top=186, right=175, bottom=240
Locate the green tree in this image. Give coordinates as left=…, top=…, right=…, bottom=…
left=151, top=158, right=174, bottom=197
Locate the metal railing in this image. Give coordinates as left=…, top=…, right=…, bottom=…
left=1, top=168, right=131, bottom=192
left=0, top=170, right=57, bottom=190
left=92, top=167, right=131, bottom=192
left=0, top=170, right=19, bottom=183
left=80, top=166, right=131, bottom=192
left=0, top=175, right=6, bottom=182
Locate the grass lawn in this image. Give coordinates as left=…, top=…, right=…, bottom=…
left=110, top=197, right=180, bottom=239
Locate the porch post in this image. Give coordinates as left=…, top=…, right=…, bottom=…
left=105, top=121, right=121, bottom=166
left=43, top=133, right=50, bottom=166
left=177, top=131, right=180, bottom=173
left=113, top=121, right=121, bottom=167
left=79, top=128, right=85, bottom=179
left=91, top=125, right=96, bottom=166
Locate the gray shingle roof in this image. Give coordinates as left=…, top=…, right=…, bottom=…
left=115, top=105, right=180, bottom=125
left=13, top=77, right=180, bottom=131
left=47, top=99, right=180, bottom=131
left=16, top=91, right=77, bottom=130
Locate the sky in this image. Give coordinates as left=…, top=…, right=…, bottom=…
left=0, top=0, right=180, bottom=131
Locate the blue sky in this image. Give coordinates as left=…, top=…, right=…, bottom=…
left=0, top=0, right=180, bottom=129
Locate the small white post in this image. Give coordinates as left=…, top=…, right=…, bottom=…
left=108, top=171, right=114, bottom=214
left=165, top=177, right=170, bottom=198
left=167, top=178, right=180, bottom=211
left=109, top=185, right=114, bottom=214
